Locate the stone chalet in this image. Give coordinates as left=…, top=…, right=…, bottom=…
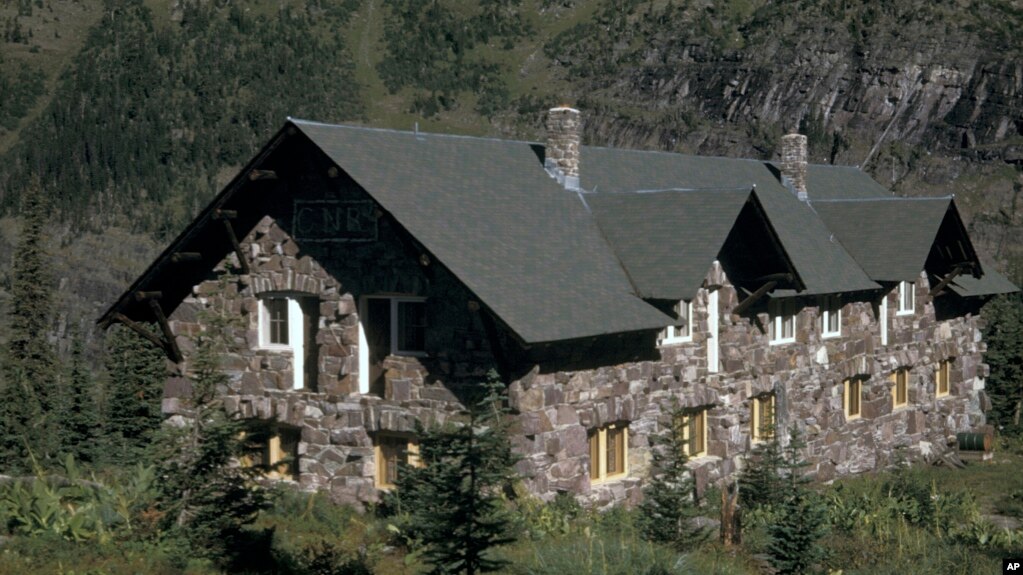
left=100, top=108, right=1018, bottom=508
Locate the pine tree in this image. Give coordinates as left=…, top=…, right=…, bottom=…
left=766, top=426, right=829, bottom=575
left=59, top=330, right=101, bottom=464
left=150, top=303, right=270, bottom=567
left=638, top=402, right=708, bottom=550
left=394, top=371, right=519, bottom=575
left=103, top=323, right=167, bottom=464
left=982, top=293, right=1023, bottom=435
left=739, top=422, right=786, bottom=510
left=0, top=176, right=58, bottom=471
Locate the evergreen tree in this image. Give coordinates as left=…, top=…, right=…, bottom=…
left=0, top=176, right=58, bottom=471
left=393, top=371, right=519, bottom=575
left=59, top=330, right=101, bottom=464
left=766, top=426, right=829, bottom=575
left=739, top=422, right=785, bottom=510
left=150, top=304, right=270, bottom=567
left=982, top=293, right=1023, bottom=435
left=638, top=402, right=708, bottom=550
left=103, top=323, right=167, bottom=463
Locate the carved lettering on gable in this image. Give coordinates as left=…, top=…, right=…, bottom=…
left=293, top=200, right=376, bottom=242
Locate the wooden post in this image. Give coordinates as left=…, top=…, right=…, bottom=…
left=719, top=480, right=742, bottom=546
left=148, top=299, right=182, bottom=363
left=929, top=263, right=971, bottom=297
left=213, top=209, right=250, bottom=275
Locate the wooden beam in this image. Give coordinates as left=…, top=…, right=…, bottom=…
left=111, top=313, right=170, bottom=354
left=170, top=252, right=202, bottom=263
left=134, top=291, right=163, bottom=301
left=213, top=208, right=238, bottom=220
left=148, top=299, right=182, bottom=363
left=221, top=218, right=251, bottom=275
left=249, top=169, right=278, bottom=181
left=732, top=280, right=778, bottom=317
left=929, top=263, right=970, bottom=297
left=752, top=272, right=794, bottom=284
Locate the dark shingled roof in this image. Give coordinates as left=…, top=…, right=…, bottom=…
left=949, top=268, right=1019, bottom=297
left=813, top=198, right=953, bottom=282
left=580, top=147, right=880, bottom=295
left=293, top=120, right=675, bottom=344
left=587, top=189, right=794, bottom=301
left=806, top=164, right=891, bottom=200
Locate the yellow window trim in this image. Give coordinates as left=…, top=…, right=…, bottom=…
left=936, top=360, right=952, bottom=398
left=891, top=369, right=909, bottom=409
left=751, top=394, right=776, bottom=443
left=375, top=433, right=421, bottom=490
left=680, top=408, right=709, bottom=458
left=589, top=423, right=629, bottom=484
left=843, top=378, right=862, bottom=420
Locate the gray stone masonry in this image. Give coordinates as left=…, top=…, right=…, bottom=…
left=545, top=106, right=581, bottom=187
left=780, top=133, right=809, bottom=200
left=163, top=170, right=987, bottom=510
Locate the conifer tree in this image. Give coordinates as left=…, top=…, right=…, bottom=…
left=150, top=302, right=270, bottom=567
left=59, top=330, right=101, bottom=464
left=738, top=422, right=786, bottom=510
left=393, top=371, right=519, bottom=575
left=0, top=176, right=58, bottom=471
left=103, top=323, right=167, bottom=463
left=982, top=293, right=1023, bottom=435
left=638, top=402, right=708, bottom=550
left=766, top=426, right=829, bottom=575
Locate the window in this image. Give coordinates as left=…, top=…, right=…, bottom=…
left=375, top=433, right=420, bottom=489
left=751, top=394, right=776, bottom=443
left=897, top=281, right=915, bottom=315
left=891, top=368, right=909, bottom=409
left=679, top=408, right=709, bottom=458
left=589, top=423, right=628, bottom=483
left=241, top=425, right=300, bottom=481
left=659, top=300, right=692, bottom=344
left=359, top=296, right=428, bottom=395
left=843, top=378, right=862, bottom=420
left=769, top=299, right=796, bottom=345
left=820, top=296, right=841, bottom=338
left=259, top=294, right=319, bottom=390
left=936, top=359, right=952, bottom=398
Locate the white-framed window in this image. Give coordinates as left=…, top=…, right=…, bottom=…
left=258, top=294, right=317, bottom=390
left=897, top=281, right=915, bottom=315
left=358, top=296, right=428, bottom=395
left=820, top=295, right=841, bottom=338
left=589, top=423, right=628, bottom=483
left=659, top=300, right=692, bottom=345
left=769, top=299, right=796, bottom=345
left=751, top=394, right=776, bottom=443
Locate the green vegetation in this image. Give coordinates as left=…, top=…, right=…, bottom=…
left=983, top=293, right=1023, bottom=435
left=103, top=324, right=169, bottom=465
left=386, top=371, right=519, bottom=574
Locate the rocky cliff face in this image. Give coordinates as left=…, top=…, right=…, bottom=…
left=536, top=0, right=1023, bottom=272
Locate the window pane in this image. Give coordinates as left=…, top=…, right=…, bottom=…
left=589, top=431, right=600, bottom=479
left=398, top=301, right=426, bottom=352
left=606, top=427, right=626, bottom=475
left=267, top=298, right=289, bottom=345
left=678, top=301, right=690, bottom=338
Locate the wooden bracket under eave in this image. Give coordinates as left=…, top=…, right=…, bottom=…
left=732, top=280, right=779, bottom=317
left=212, top=209, right=251, bottom=275
left=249, top=169, right=278, bottom=181
left=148, top=299, right=183, bottom=363
left=929, top=263, right=973, bottom=297
left=170, top=252, right=202, bottom=263
left=111, top=312, right=182, bottom=364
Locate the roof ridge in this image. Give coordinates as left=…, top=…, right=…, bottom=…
left=588, top=186, right=754, bottom=195
left=812, top=196, right=952, bottom=203
left=289, top=117, right=541, bottom=146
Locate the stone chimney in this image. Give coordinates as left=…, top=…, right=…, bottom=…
left=780, top=133, right=808, bottom=201
left=545, top=106, right=581, bottom=190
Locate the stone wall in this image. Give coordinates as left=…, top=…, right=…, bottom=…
left=161, top=153, right=988, bottom=509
